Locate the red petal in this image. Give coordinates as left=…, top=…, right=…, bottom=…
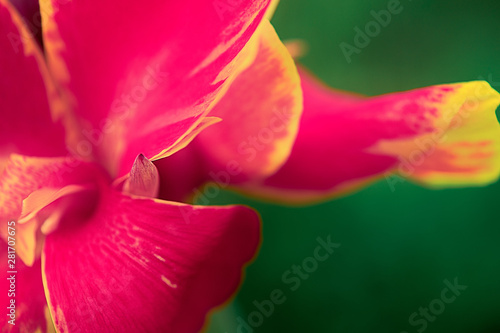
left=0, top=155, right=104, bottom=223
left=0, top=155, right=105, bottom=266
left=240, top=68, right=500, bottom=203
left=41, top=0, right=271, bottom=176
left=0, top=1, right=66, bottom=173
left=0, top=237, right=53, bottom=332
left=118, top=116, right=221, bottom=176
left=42, top=188, right=261, bottom=332
left=155, top=20, right=303, bottom=202
left=195, top=20, right=302, bottom=182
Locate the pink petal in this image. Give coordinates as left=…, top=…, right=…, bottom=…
left=0, top=155, right=105, bottom=266
left=155, top=20, right=303, bottom=202
left=195, top=20, right=302, bottom=182
left=0, top=1, right=66, bottom=173
left=42, top=188, right=261, bottom=332
left=0, top=238, right=53, bottom=332
left=118, top=116, right=221, bottom=176
left=240, top=68, right=500, bottom=203
left=41, top=0, right=271, bottom=176
left=0, top=155, right=105, bottom=223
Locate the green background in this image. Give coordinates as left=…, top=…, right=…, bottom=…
left=207, top=0, right=500, bottom=332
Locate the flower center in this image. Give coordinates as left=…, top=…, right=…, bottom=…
left=16, top=184, right=99, bottom=266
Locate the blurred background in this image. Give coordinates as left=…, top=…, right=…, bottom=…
left=206, top=0, right=500, bottom=332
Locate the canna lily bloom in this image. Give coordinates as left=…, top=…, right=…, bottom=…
left=1, top=0, right=500, bottom=333
left=0, top=0, right=279, bottom=332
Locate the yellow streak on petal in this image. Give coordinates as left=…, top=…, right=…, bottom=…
left=38, top=0, right=83, bottom=152
left=39, top=0, right=70, bottom=86
left=15, top=219, right=39, bottom=267
left=153, top=253, right=166, bottom=262
left=19, top=185, right=89, bottom=224
left=189, top=2, right=265, bottom=77
left=0, top=0, right=38, bottom=58
left=151, top=116, right=222, bottom=161
left=15, top=185, right=91, bottom=267
left=45, top=306, right=57, bottom=333
left=41, top=252, right=65, bottom=333
left=161, top=275, right=178, bottom=289
left=55, top=307, right=69, bottom=333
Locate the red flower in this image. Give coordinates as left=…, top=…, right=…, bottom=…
left=2, top=0, right=500, bottom=332
left=0, top=0, right=272, bottom=331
